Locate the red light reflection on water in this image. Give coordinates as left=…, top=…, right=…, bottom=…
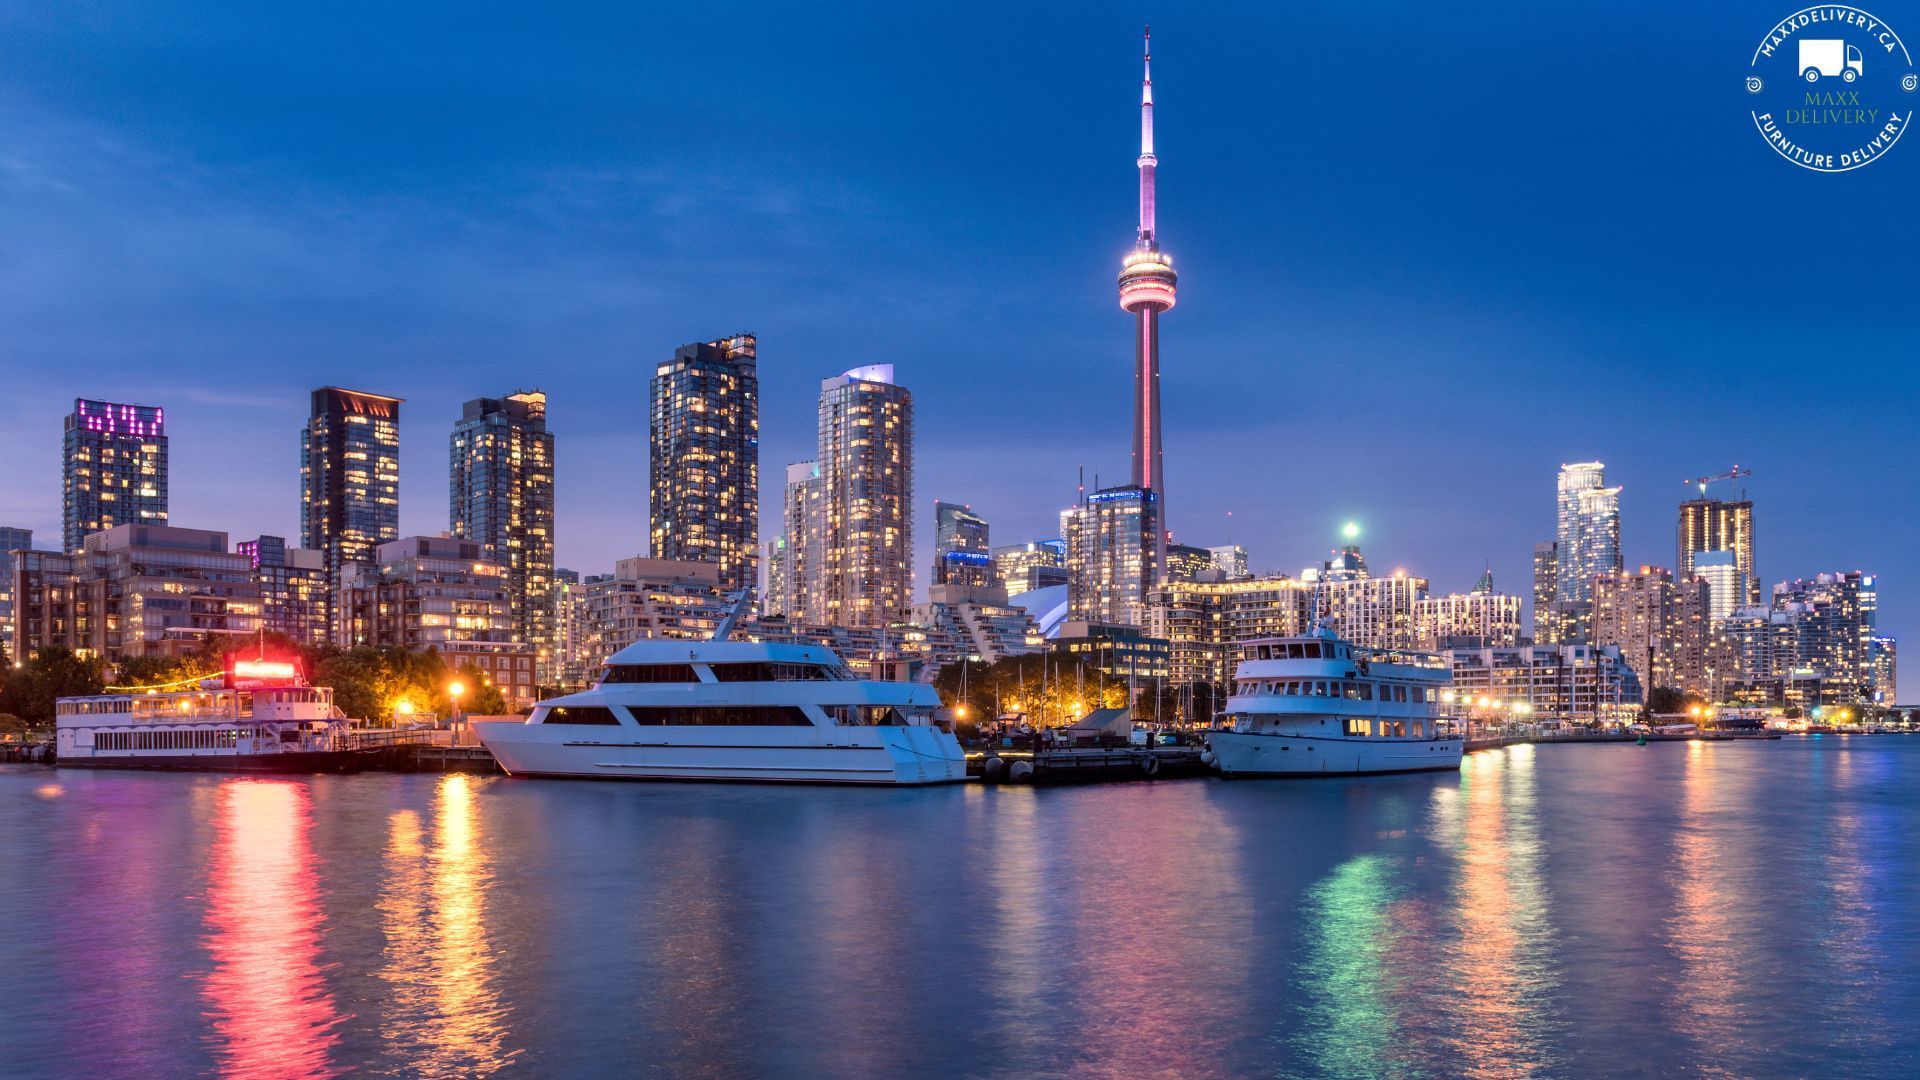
left=200, top=780, right=342, bottom=1078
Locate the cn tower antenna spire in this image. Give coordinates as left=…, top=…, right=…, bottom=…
left=1138, top=25, right=1155, bottom=245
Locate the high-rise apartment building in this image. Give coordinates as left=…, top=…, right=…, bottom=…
left=1315, top=571, right=1429, bottom=651
left=649, top=334, right=758, bottom=591
left=779, top=461, right=824, bottom=622
left=817, top=365, right=913, bottom=628
left=302, top=387, right=402, bottom=590
left=1443, top=643, right=1644, bottom=725
left=1555, top=462, right=1622, bottom=603
left=1592, top=565, right=1712, bottom=694
left=63, top=399, right=168, bottom=553
left=1692, top=550, right=1742, bottom=622
left=551, top=568, right=592, bottom=689
left=451, top=391, right=556, bottom=679
left=237, top=535, right=330, bottom=648
left=0, top=526, right=35, bottom=657
left=1531, top=540, right=1560, bottom=642
left=1063, top=486, right=1156, bottom=626
left=581, top=557, right=734, bottom=658
left=932, top=502, right=993, bottom=588
left=1678, top=496, right=1757, bottom=606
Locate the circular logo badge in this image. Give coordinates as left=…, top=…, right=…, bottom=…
left=1749, top=6, right=1916, bottom=171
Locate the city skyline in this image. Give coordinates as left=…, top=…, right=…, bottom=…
left=0, top=6, right=1912, bottom=686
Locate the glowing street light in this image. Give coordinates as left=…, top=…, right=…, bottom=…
left=1341, top=521, right=1361, bottom=542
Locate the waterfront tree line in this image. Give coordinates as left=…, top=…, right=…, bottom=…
left=0, top=634, right=508, bottom=731
left=932, top=653, right=1226, bottom=731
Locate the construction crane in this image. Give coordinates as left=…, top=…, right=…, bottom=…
left=1682, top=465, right=1751, bottom=498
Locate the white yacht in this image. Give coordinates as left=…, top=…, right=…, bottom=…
left=54, top=660, right=366, bottom=772
left=1208, top=628, right=1463, bottom=777
left=475, top=640, right=968, bottom=785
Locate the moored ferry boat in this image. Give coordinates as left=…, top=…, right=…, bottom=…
left=1208, top=628, right=1462, bottom=777
left=54, top=660, right=368, bottom=773
left=475, top=639, right=968, bottom=785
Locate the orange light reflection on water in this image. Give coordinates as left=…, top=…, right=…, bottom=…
left=201, top=780, right=343, bottom=1079
left=376, top=774, right=514, bottom=1075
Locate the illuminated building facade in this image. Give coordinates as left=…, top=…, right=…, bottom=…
left=1146, top=574, right=1314, bottom=688
left=1414, top=590, right=1523, bottom=651
left=301, top=386, right=402, bottom=591
left=1209, top=545, right=1250, bottom=581
left=1555, top=461, right=1622, bottom=603
left=451, top=391, right=556, bottom=680
left=1052, top=620, right=1171, bottom=687
left=1869, top=636, right=1897, bottom=705
left=932, top=502, right=993, bottom=588
left=551, top=568, right=591, bottom=689
left=1591, top=565, right=1712, bottom=694
left=779, top=461, right=824, bottom=622
left=334, top=536, right=533, bottom=708
left=1443, top=643, right=1643, bottom=725
left=1692, top=550, right=1742, bottom=622
left=0, top=526, right=32, bottom=656
left=1531, top=540, right=1561, bottom=642
left=818, top=365, right=913, bottom=629
left=649, top=334, right=759, bottom=591
left=1165, top=543, right=1214, bottom=583
left=992, top=539, right=1067, bottom=597
left=1678, top=496, right=1758, bottom=606
left=237, top=535, right=330, bottom=648
left=762, top=536, right=790, bottom=618
left=1315, top=572, right=1429, bottom=651
left=10, top=525, right=261, bottom=660
left=1063, top=486, right=1156, bottom=626
left=581, top=557, right=734, bottom=658
left=63, top=398, right=168, bottom=554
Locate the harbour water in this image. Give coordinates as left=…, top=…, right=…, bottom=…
left=3, top=738, right=1917, bottom=1077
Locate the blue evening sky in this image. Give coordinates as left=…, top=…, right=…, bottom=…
left=1, top=3, right=1914, bottom=685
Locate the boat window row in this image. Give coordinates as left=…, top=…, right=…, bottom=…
left=821, top=705, right=917, bottom=727
left=1342, top=718, right=1425, bottom=738
left=1247, top=641, right=1345, bottom=661
left=93, top=729, right=244, bottom=751
left=601, top=664, right=700, bottom=684
left=540, top=705, right=814, bottom=726
left=709, top=662, right=847, bottom=682
left=1237, top=679, right=1436, bottom=703
left=58, top=699, right=133, bottom=715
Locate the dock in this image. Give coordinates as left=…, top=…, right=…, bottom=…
left=969, top=745, right=1208, bottom=785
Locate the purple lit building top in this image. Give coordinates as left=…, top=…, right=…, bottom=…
left=73, top=398, right=166, bottom=438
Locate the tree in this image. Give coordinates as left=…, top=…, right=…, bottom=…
left=932, top=652, right=1127, bottom=729
left=0, top=648, right=107, bottom=725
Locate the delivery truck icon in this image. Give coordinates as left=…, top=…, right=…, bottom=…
left=1800, top=39, right=1864, bottom=82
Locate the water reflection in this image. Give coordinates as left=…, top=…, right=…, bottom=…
left=1439, top=745, right=1560, bottom=1076
left=376, top=774, right=514, bottom=1076
left=1291, top=852, right=1408, bottom=1076
left=201, top=779, right=343, bottom=1078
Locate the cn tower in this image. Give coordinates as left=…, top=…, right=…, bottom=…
left=1118, top=26, right=1176, bottom=579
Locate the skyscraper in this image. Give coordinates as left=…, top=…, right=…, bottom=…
left=1062, top=486, right=1155, bottom=625
left=1117, top=26, right=1177, bottom=591
left=1692, top=549, right=1741, bottom=622
left=0, top=525, right=33, bottom=657
left=301, top=387, right=402, bottom=589
left=62, top=399, right=168, bottom=553
left=780, top=461, right=824, bottom=623
left=932, top=502, right=992, bottom=588
left=451, top=390, right=556, bottom=680
left=649, top=334, right=759, bottom=591
left=1678, top=495, right=1757, bottom=605
left=818, top=365, right=913, bottom=628
left=1555, top=462, right=1622, bottom=603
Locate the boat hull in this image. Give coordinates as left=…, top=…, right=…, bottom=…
left=1209, top=731, right=1463, bottom=777
left=475, top=722, right=969, bottom=785
left=55, top=750, right=372, bottom=774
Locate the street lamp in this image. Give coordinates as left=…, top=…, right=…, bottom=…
left=448, top=681, right=466, bottom=731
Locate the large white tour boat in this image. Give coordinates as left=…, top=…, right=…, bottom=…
left=1208, top=628, right=1463, bottom=777
left=54, top=660, right=368, bottom=773
left=475, top=639, right=968, bottom=785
